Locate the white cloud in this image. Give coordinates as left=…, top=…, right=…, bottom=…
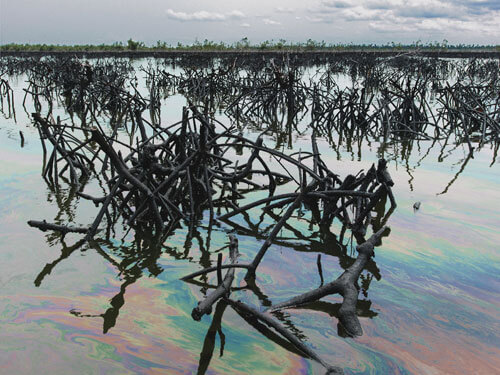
left=305, top=15, right=334, bottom=23
left=396, top=0, right=461, bottom=19
left=343, top=7, right=383, bottom=20
left=308, top=0, right=500, bottom=36
left=275, top=7, right=295, bottom=13
left=368, top=21, right=413, bottom=33
left=3, top=0, right=499, bottom=46
left=365, top=0, right=403, bottom=9
left=321, top=0, right=356, bottom=9
left=227, top=10, right=246, bottom=19
left=166, top=9, right=246, bottom=22
left=263, top=18, right=281, bottom=25
left=365, top=2, right=500, bottom=39
left=415, top=18, right=446, bottom=31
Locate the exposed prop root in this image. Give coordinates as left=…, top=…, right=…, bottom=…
left=192, top=235, right=239, bottom=321
left=227, top=298, right=344, bottom=375
left=268, top=226, right=389, bottom=337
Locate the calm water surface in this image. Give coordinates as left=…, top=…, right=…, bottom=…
left=0, top=59, right=499, bottom=374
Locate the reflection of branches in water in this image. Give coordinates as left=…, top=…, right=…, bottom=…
left=67, top=235, right=165, bottom=333
left=70, top=269, right=141, bottom=334
left=231, top=303, right=308, bottom=358
left=413, top=138, right=438, bottom=170
left=7, top=54, right=499, bottom=152
left=0, top=75, right=16, bottom=120
left=39, top=225, right=167, bottom=333
left=29, top=144, right=392, bottom=375
left=371, top=193, right=396, bottom=235
left=226, top=207, right=386, bottom=282
left=267, top=227, right=390, bottom=339
left=376, top=131, right=481, bottom=196
left=18, top=56, right=413, bottom=374
left=437, top=150, right=474, bottom=196
left=184, top=273, right=306, bottom=340
left=34, top=238, right=86, bottom=287
left=46, top=182, right=81, bottom=227
left=5, top=56, right=498, bottom=204
left=184, top=225, right=213, bottom=294
left=402, top=140, right=416, bottom=192
left=491, top=141, right=499, bottom=167
left=4, top=52, right=495, bottom=375
left=197, top=300, right=228, bottom=375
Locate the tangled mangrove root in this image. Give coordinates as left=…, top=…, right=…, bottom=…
left=8, top=54, right=438, bottom=373
left=26, top=103, right=396, bottom=373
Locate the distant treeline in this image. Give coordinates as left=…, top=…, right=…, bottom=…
left=1, top=39, right=499, bottom=52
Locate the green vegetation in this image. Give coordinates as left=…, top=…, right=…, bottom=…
left=1, top=39, right=498, bottom=53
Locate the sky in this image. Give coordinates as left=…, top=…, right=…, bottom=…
left=1, top=0, right=499, bottom=45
